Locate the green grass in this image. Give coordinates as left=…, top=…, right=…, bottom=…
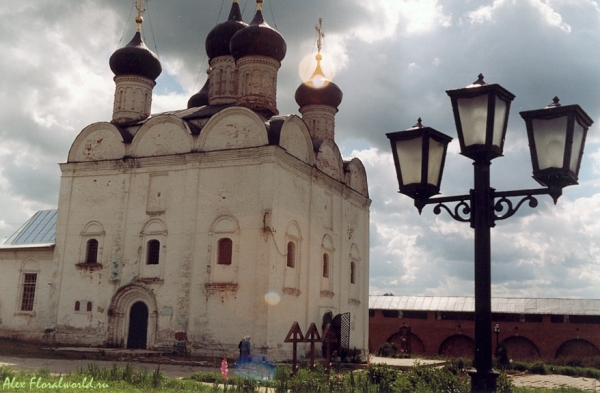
left=1, top=360, right=598, bottom=393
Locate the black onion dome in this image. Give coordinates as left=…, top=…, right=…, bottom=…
left=205, top=1, right=247, bottom=59
left=187, top=77, right=210, bottom=108
left=110, top=32, right=162, bottom=80
left=230, top=8, right=286, bottom=62
left=295, top=80, right=343, bottom=109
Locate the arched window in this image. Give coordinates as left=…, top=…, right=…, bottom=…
left=350, top=261, right=356, bottom=284
left=286, top=242, right=296, bottom=268
left=146, top=240, right=160, bottom=265
left=322, top=253, right=329, bottom=278
left=217, top=238, right=233, bottom=265
left=86, top=301, right=93, bottom=312
left=86, top=239, right=98, bottom=264
left=74, top=301, right=80, bottom=311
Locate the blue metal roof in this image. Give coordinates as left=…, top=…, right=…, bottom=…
left=2, top=209, right=57, bottom=247
left=369, top=295, right=600, bottom=316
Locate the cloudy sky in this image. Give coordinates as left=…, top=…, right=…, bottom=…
left=0, top=0, right=598, bottom=299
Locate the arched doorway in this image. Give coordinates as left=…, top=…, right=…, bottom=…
left=502, top=336, right=541, bottom=360
left=107, top=283, right=158, bottom=348
left=555, top=339, right=600, bottom=358
left=439, top=334, right=475, bottom=358
left=127, top=301, right=148, bottom=349
left=387, top=331, right=426, bottom=355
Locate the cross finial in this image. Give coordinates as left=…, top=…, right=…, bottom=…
left=135, top=0, right=148, bottom=32
left=315, top=18, right=325, bottom=54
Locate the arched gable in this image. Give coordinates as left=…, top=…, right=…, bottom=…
left=21, top=258, right=40, bottom=272
left=344, top=158, right=369, bottom=197
left=314, top=139, right=343, bottom=181
left=68, top=122, right=127, bottom=162
left=130, top=114, right=193, bottom=157
left=211, top=215, right=240, bottom=233
left=198, top=107, right=268, bottom=151
left=322, top=234, right=334, bottom=250
left=279, top=115, right=314, bottom=165
left=350, top=244, right=361, bottom=261
left=82, top=221, right=104, bottom=236
left=286, top=221, right=302, bottom=239
left=142, top=218, right=167, bottom=236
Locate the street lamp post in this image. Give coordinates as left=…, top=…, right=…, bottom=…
left=387, top=74, right=593, bottom=392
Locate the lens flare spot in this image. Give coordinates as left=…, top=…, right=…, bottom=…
left=312, top=75, right=326, bottom=88
left=264, top=290, right=281, bottom=306
left=298, top=53, right=335, bottom=82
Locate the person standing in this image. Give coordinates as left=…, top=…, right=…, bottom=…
left=240, top=335, right=251, bottom=362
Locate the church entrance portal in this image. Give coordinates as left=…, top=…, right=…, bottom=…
left=127, top=301, right=148, bottom=349
left=107, top=283, right=157, bottom=349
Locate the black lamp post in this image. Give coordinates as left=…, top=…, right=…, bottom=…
left=387, top=74, right=593, bottom=392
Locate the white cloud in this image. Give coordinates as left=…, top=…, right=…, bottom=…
left=468, top=0, right=571, bottom=32
left=353, top=0, right=451, bottom=41
left=1, top=0, right=599, bottom=300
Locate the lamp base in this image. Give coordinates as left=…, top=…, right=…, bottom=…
left=468, top=368, right=499, bottom=392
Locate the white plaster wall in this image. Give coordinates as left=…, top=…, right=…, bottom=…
left=0, top=249, right=54, bottom=339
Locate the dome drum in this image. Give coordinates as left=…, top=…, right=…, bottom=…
left=112, top=75, right=155, bottom=124
left=235, top=56, right=281, bottom=117
left=208, top=56, right=239, bottom=105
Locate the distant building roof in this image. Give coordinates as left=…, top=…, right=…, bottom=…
left=1, top=209, right=57, bottom=248
left=369, top=295, right=600, bottom=316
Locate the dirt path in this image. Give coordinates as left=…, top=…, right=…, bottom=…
left=0, top=355, right=216, bottom=379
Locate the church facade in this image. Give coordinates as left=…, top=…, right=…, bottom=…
left=0, top=0, right=370, bottom=360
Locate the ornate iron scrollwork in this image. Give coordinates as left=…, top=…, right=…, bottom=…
left=494, top=195, right=538, bottom=221
left=432, top=199, right=471, bottom=222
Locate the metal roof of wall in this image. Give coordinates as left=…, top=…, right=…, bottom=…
left=1, top=209, right=57, bottom=248
left=369, top=295, right=600, bottom=316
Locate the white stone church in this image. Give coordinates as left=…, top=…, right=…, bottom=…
left=0, top=0, right=370, bottom=360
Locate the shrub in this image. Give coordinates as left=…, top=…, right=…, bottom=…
left=529, top=362, right=548, bottom=375
left=377, top=342, right=398, bottom=358
left=366, top=363, right=398, bottom=389
left=496, top=372, right=513, bottom=393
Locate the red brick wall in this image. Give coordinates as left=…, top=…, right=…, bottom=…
left=370, top=311, right=600, bottom=360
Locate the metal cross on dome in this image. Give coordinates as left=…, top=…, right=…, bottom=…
left=135, top=0, right=148, bottom=31
left=315, top=18, right=325, bottom=54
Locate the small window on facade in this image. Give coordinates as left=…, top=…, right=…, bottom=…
left=217, top=238, right=233, bottom=265
left=286, top=242, right=295, bottom=268
left=86, top=301, right=93, bottom=312
left=20, top=273, right=37, bottom=311
left=146, top=239, right=160, bottom=265
left=350, top=261, right=356, bottom=284
left=74, top=301, right=80, bottom=311
left=322, top=253, right=329, bottom=278
left=86, top=239, right=99, bottom=264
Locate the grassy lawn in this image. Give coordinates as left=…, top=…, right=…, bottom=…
left=1, top=361, right=597, bottom=393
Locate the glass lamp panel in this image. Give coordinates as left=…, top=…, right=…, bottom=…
left=457, top=95, right=488, bottom=146
left=427, top=138, right=445, bottom=186
left=532, top=116, right=568, bottom=170
left=492, top=99, right=508, bottom=148
left=396, top=137, right=423, bottom=186
left=569, top=121, right=585, bottom=173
